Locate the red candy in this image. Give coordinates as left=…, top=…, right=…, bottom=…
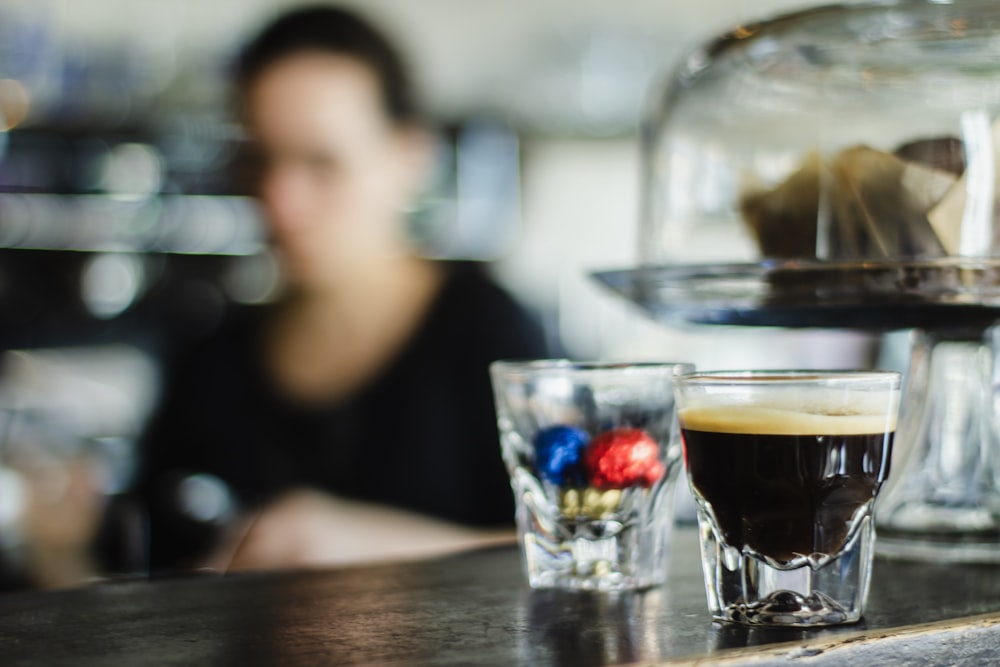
left=584, top=427, right=664, bottom=490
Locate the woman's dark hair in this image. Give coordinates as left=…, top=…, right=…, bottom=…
left=235, top=5, right=420, bottom=125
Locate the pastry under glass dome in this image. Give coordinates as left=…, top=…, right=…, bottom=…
left=595, top=0, right=1000, bottom=561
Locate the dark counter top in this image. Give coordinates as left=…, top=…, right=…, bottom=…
left=3, top=528, right=1000, bottom=666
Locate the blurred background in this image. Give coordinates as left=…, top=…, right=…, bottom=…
left=0, top=0, right=879, bottom=589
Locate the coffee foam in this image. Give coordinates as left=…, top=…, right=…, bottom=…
left=679, top=403, right=897, bottom=436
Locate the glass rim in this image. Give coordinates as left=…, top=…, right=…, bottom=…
left=490, top=359, right=694, bottom=377
left=674, top=369, right=901, bottom=386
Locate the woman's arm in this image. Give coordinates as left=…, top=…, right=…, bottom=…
left=210, top=488, right=515, bottom=572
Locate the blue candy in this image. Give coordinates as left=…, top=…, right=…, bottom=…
left=533, top=425, right=590, bottom=485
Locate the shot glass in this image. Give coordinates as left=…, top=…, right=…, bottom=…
left=490, top=360, right=692, bottom=591
left=673, top=371, right=900, bottom=627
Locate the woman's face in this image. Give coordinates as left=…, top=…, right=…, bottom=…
left=245, top=52, right=427, bottom=288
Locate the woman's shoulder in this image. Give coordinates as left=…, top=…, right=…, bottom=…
left=429, top=261, right=550, bottom=359
left=438, top=261, right=518, bottom=307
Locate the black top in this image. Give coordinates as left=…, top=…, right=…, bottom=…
left=133, top=262, right=549, bottom=570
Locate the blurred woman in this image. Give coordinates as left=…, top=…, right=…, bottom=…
left=134, top=5, right=548, bottom=572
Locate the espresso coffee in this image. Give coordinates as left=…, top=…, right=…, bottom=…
left=680, top=405, right=894, bottom=564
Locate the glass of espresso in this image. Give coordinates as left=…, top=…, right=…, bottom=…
left=673, top=371, right=900, bottom=627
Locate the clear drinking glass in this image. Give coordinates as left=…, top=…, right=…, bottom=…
left=673, top=371, right=900, bottom=626
left=490, top=360, right=692, bottom=591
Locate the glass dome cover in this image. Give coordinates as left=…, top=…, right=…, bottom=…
left=599, top=0, right=1000, bottom=328
left=597, top=0, right=1000, bottom=564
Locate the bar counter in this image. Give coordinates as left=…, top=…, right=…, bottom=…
left=3, top=528, right=1000, bottom=666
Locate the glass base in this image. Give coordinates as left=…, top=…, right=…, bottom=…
left=516, top=480, right=678, bottom=592
left=697, top=510, right=874, bottom=627
left=521, top=519, right=671, bottom=592
left=719, top=590, right=852, bottom=627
